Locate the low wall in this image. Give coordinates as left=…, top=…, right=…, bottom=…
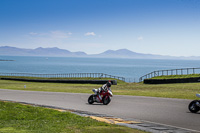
left=144, top=77, right=200, bottom=84
left=0, top=78, right=117, bottom=85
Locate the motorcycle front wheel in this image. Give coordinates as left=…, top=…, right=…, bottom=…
left=88, top=95, right=94, bottom=104
left=103, top=96, right=111, bottom=105
left=188, top=100, right=200, bottom=113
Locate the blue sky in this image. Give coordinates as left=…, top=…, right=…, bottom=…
left=0, top=0, right=200, bottom=56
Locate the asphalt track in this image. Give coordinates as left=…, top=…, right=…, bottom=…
left=0, top=89, right=199, bottom=132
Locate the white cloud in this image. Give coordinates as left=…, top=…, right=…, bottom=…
left=29, top=31, right=72, bottom=39
left=27, top=30, right=72, bottom=48
left=29, top=32, right=38, bottom=35
left=85, top=32, right=96, bottom=36
left=138, top=36, right=143, bottom=41
left=50, top=30, right=71, bottom=39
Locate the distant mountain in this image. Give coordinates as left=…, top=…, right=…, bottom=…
left=0, top=46, right=199, bottom=60
left=0, top=46, right=87, bottom=57
left=0, top=46, right=31, bottom=56
left=92, top=49, right=179, bottom=59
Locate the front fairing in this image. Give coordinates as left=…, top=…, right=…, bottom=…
left=108, top=88, right=113, bottom=97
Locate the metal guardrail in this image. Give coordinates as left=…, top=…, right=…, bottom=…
left=0, top=73, right=125, bottom=81
left=139, top=67, right=200, bottom=82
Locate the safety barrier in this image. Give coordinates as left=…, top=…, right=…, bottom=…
left=0, top=72, right=125, bottom=82
left=139, top=67, right=200, bottom=82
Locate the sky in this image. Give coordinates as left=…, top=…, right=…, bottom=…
left=0, top=0, right=200, bottom=56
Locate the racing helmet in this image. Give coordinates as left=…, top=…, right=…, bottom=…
left=106, top=81, right=112, bottom=87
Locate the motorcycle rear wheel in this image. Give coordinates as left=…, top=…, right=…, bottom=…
left=88, top=95, right=94, bottom=104
left=188, top=100, right=200, bottom=113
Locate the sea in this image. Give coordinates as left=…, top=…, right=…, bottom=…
left=1, top=56, right=200, bottom=82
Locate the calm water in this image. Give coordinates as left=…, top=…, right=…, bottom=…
left=1, top=56, right=200, bottom=82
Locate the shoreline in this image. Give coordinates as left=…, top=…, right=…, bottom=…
left=0, top=59, right=14, bottom=61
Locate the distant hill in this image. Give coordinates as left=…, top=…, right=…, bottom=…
left=0, top=46, right=87, bottom=57
left=92, top=49, right=181, bottom=59
left=0, top=46, right=199, bottom=60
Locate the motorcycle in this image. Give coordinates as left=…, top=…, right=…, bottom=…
left=88, top=88, right=113, bottom=105
left=188, top=94, right=200, bottom=113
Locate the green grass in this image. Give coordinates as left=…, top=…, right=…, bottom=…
left=114, top=82, right=200, bottom=99
left=151, top=74, right=200, bottom=79
left=0, top=79, right=200, bottom=99
left=0, top=101, right=145, bottom=133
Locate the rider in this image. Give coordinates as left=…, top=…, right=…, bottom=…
left=93, top=81, right=112, bottom=95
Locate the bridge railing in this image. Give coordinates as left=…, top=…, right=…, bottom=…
left=0, top=72, right=125, bottom=81
left=139, top=67, right=200, bottom=82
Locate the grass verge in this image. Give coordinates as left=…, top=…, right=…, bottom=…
left=0, top=101, right=145, bottom=133
left=151, top=74, right=200, bottom=79
left=0, top=79, right=200, bottom=99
